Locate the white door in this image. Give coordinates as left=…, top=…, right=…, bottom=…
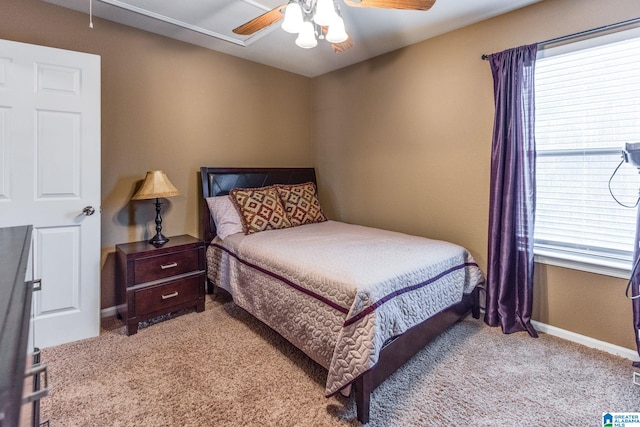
left=0, top=39, right=101, bottom=348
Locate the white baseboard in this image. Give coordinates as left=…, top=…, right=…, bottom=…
left=101, top=306, right=117, bottom=318
left=532, top=320, right=639, bottom=362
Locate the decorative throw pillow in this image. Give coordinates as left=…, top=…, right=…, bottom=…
left=205, top=196, right=244, bottom=240
left=230, top=186, right=292, bottom=234
left=277, top=182, right=327, bottom=227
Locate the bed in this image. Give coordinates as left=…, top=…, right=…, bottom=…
left=200, top=167, right=483, bottom=424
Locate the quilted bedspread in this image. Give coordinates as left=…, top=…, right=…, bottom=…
left=206, top=221, right=484, bottom=396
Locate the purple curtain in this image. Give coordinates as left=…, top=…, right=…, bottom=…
left=484, top=44, right=538, bottom=337
left=633, top=210, right=640, bottom=366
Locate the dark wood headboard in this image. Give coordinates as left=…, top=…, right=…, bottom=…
left=200, top=167, right=317, bottom=243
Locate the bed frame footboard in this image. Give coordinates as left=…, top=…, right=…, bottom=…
left=354, top=286, right=480, bottom=424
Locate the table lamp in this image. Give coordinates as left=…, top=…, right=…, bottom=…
left=131, top=170, right=181, bottom=246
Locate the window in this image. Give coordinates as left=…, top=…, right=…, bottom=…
left=534, top=28, right=640, bottom=278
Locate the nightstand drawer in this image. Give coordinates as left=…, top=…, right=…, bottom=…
left=134, top=274, right=203, bottom=316
left=134, top=249, right=200, bottom=284
left=116, top=235, right=206, bottom=335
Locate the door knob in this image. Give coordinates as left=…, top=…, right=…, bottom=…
left=82, top=206, right=96, bottom=216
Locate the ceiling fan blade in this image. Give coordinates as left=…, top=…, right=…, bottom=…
left=331, top=36, right=353, bottom=53
left=321, top=26, right=354, bottom=53
left=344, top=0, right=435, bottom=11
left=331, top=35, right=354, bottom=53
left=232, top=4, right=287, bottom=35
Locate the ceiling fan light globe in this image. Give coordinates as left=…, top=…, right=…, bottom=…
left=325, top=17, right=348, bottom=43
left=295, top=21, right=318, bottom=48
left=313, top=0, right=338, bottom=26
left=282, top=2, right=303, bottom=33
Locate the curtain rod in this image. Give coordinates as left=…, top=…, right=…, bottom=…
left=481, top=16, right=640, bottom=60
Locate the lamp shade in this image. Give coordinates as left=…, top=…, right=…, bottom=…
left=295, top=21, right=318, bottom=49
left=325, top=16, right=348, bottom=43
left=131, top=170, right=181, bottom=200
left=313, top=0, right=338, bottom=26
left=281, top=1, right=303, bottom=34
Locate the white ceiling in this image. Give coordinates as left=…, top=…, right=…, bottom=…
left=44, top=0, right=541, bottom=77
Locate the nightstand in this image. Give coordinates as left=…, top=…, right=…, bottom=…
left=115, top=235, right=206, bottom=335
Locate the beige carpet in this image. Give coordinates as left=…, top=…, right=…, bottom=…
left=41, top=294, right=640, bottom=426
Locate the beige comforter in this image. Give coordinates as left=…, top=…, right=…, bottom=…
left=207, top=221, right=484, bottom=396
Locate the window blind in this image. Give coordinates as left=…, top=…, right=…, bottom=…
left=534, top=30, right=640, bottom=266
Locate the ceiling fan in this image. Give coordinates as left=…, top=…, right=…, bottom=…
left=233, top=0, right=436, bottom=52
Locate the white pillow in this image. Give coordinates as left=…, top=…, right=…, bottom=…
left=205, top=195, right=243, bottom=239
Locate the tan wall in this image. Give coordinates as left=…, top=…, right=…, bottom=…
left=313, top=0, right=640, bottom=351
left=3, top=0, right=639, bottom=352
left=1, top=0, right=313, bottom=309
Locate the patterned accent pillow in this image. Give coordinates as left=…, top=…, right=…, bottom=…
left=277, top=182, right=327, bottom=227
left=230, top=186, right=292, bottom=234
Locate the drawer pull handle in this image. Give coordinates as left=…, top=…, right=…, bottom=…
left=160, top=262, right=178, bottom=269
left=162, top=291, right=179, bottom=300
left=22, top=364, right=49, bottom=404
left=23, top=388, right=49, bottom=404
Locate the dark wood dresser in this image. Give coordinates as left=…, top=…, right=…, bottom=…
left=0, top=225, right=47, bottom=427
left=115, top=235, right=206, bottom=335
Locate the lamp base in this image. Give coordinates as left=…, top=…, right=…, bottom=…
left=149, top=232, right=169, bottom=247
left=149, top=197, right=169, bottom=247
